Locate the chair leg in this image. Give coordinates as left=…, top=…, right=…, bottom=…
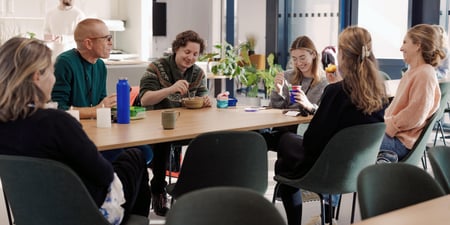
left=422, top=151, right=428, bottom=170
left=3, top=192, right=13, bottom=225
left=272, top=182, right=280, bottom=204
left=434, top=120, right=440, bottom=146
left=350, top=192, right=357, bottom=224
left=335, top=194, right=342, bottom=220
left=434, top=120, right=447, bottom=146
left=327, top=194, right=333, bottom=225
left=319, top=194, right=325, bottom=225
left=168, top=144, right=175, bottom=185
left=439, top=120, right=447, bottom=146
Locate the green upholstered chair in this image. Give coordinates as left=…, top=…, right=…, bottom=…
left=166, top=130, right=268, bottom=202
left=427, top=146, right=450, bottom=194
left=0, top=155, right=149, bottom=225
left=432, top=81, right=450, bottom=147
left=401, top=111, right=439, bottom=168
left=273, top=122, right=386, bottom=225
left=357, top=163, right=445, bottom=219
left=165, top=187, right=286, bottom=225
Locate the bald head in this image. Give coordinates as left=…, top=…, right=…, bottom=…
left=74, top=18, right=109, bottom=43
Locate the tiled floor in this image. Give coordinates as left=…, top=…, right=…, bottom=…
left=0, top=127, right=444, bottom=225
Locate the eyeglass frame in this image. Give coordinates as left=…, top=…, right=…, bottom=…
left=89, top=34, right=113, bottom=42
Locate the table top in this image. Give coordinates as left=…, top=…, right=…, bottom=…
left=81, top=106, right=312, bottom=151
left=353, top=195, right=450, bottom=225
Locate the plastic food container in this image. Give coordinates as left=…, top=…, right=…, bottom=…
left=228, top=98, right=238, bottom=107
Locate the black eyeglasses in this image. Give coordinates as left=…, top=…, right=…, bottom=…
left=90, top=34, right=113, bottom=42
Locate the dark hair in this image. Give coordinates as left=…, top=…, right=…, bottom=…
left=172, top=30, right=205, bottom=54
left=321, top=46, right=336, bottom=70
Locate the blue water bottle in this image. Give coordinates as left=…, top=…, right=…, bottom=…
left=116, top=77, right=130, bottom=124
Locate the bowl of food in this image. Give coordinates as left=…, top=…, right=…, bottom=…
left=182, top=97, right=204, bottom=109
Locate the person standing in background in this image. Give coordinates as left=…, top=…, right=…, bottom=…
left=43, top=0, right=85, bottom=59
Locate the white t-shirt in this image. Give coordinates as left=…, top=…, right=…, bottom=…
left=43, top=6, right=85, bottom=36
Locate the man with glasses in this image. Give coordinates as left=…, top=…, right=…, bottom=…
left=51, top=18, right=153, bottom=165
left=52, top=18, right=116, bottom=119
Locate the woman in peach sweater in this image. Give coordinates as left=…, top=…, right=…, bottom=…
left=378, top=24, right=444, bottom=163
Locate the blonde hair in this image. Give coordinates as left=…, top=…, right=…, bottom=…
left=338, top=26, right=388, bottom=114
left=409, top=24, right=446, bottom=67
left=0, top=37, right=52, bottom=122
left=289, top=36, right=323, bottom=86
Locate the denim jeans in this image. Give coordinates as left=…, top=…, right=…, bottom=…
left=323, top=194, right=340, bottom=207
left=377, top=134, right=409, bottom=163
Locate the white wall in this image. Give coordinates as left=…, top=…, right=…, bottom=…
left=0, top=0, right=113, bottom=42
left=236, top=0, right=266, bottom=54
left=114, top=0, right=151, bottom=61
left=358, top=0, right=409, bottom=59
left=150, top=0, right=216, bottom=59
left=289, top=0, right=340, bottom=53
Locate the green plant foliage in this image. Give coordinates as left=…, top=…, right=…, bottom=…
left=210, top=42, right=282, bottom=98
left=241, top=53, right=283, bottom=97
left=210, top=42, right=246, bottom=82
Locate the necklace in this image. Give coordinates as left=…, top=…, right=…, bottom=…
left=300, top=77, right=314, bottom=95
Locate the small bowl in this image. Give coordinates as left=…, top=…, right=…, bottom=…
left=228, top=98, right=238, bottom=107
left=217, top=99, right=228, bottom=108
left=183, top=97, right=204, bottom=109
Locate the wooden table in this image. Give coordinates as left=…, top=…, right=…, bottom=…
left=354, top=195, right=450, bottom=225
left=81, top=106, right=312, bottom=151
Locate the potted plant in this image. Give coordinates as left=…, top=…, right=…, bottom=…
left=243, top=34, right=256, bottom=56
left=210, top=42, right=247, bottom=82
left=240, top=53, right=282, bottom=98
left=209, top=42, right=282, bottom=103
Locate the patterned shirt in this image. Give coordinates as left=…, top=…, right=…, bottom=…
left=139, top=54, right=208, bottom=110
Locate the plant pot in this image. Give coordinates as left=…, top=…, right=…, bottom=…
left=249, top=54, right=266, bottom=70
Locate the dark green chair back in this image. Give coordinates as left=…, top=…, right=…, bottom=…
left=274, top=122, right=386, bottom=194
left=432, top=81, right=450, bottom=146
left=0, top=155, right=148, bottom=225
left=165, top=187, right=286, bottom=225
left=357, top=163, right=445, bottom=219
left=401, top=112, right=439, bottom=165
left=428, top=146, right=450, bottom=194
left=166, top=131, right=268, bottom=199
